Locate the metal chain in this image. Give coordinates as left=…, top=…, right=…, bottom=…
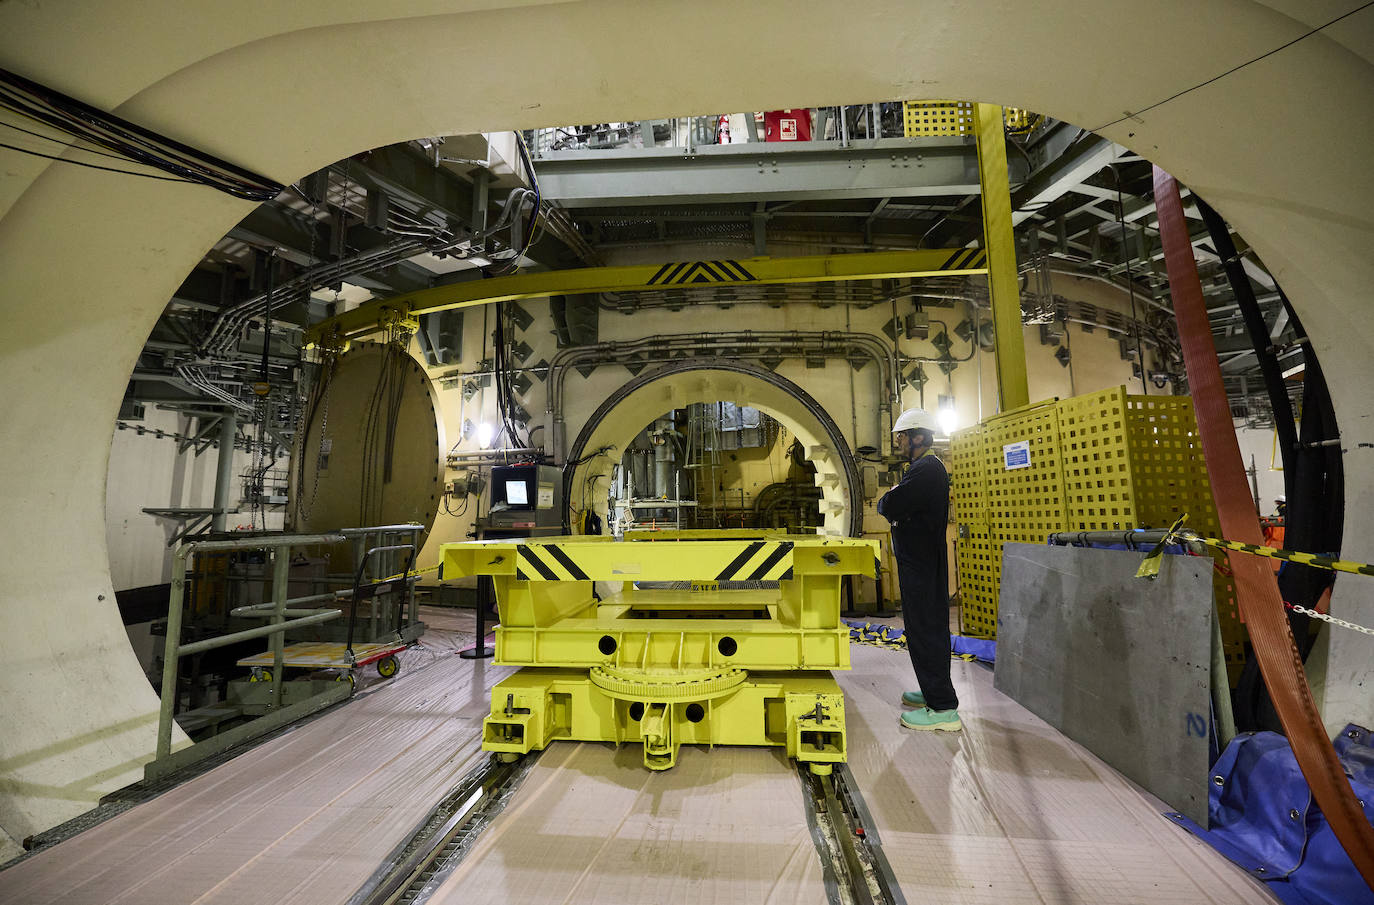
left=1287, top=603, right=1374, bottom=638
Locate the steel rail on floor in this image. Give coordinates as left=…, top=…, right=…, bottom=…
left=346, top=753, right=539, bottom=905
left=798, top=763, right=908, bottom=905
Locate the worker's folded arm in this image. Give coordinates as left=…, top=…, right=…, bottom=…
left=877, top=461, right=945, bottom=522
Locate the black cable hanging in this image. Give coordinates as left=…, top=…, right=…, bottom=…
left=0, top=66, right=284, bottom=201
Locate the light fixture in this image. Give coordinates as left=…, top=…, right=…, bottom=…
left=937, top=395, right=958, bottom=436
left=476, top=421, right=495, bottom=448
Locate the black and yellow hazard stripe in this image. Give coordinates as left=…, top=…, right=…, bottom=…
left=1196, top=538, right=1374, bottom=577
left=714, top=540, right=795, bottom=581
left=514, top=543, right=591, bottom=581
left=647, top=259, right=757, bottom=285
left=1135, top=513, right=1374, bottom=579
left=939, top=248, right=987, bottom=271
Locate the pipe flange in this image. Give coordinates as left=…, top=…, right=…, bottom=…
left=589, top=664, right=748, bottom=703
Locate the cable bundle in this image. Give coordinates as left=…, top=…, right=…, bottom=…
left=1, top=67, right=284, bottom=201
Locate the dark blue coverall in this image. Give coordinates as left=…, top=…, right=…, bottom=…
left=876, top=450, right=958, bottom=711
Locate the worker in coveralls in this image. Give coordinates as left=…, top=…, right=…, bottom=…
left=877, top=408, right=961, bottom=731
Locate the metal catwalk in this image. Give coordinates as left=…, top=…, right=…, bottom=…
left=0, top=615, right=1272, bottom=904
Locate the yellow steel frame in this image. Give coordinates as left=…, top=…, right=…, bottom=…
left=304, top=249, right=989, bottom=346
left=974, top=102, right=1030, bottom=412
left=442, top=532, right=876, bottom=771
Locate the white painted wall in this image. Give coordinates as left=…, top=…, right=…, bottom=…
left=1234, top=424, right=1285, bottom=516
left=105, top=408, right=285, bottom=591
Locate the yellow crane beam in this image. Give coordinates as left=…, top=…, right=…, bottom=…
left=974, top=102, right=1030, bottom=411
left=303, top=248, right=989, bottom=346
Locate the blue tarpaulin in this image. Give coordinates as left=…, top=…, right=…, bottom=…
left=1169, top=724, right=1374, bottom=905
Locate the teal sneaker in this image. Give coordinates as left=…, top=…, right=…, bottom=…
left=900, top=691, right=926, bottom=708
left=900, top=707, right=962, bottom=732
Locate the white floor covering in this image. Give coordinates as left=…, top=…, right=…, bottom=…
left=0, top=611, right=1275, bottom=904
left=428, top=743, right=829, bottom=905
left=0, top=609, right=504, bottom=905
left=837, top=643, right=1273, bottom=904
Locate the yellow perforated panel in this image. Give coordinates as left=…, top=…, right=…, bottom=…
left=949, top=387, right=1246, bottom=677
left=951, top=425, right=997, bottom=637
left=1060, top=387, right=1139, bottom=531
left=901, top=101, right=1035, bottom=137
left=903, top=101, right=975, bottom=137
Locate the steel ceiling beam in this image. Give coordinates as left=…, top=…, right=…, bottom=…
left=926, top=134, right=1125, bottom=248
left=534, top=138, right=1021, bottom=208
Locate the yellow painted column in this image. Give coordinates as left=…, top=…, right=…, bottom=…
left=974, top=103, right=1029, bottom=411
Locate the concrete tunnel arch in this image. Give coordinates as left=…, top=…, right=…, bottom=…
left=565, top=359, right=863, bottom=537
left=2, top=0, right=1373, bottom=841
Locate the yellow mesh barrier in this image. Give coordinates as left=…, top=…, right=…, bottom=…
left=950, top=387, right=1244, bottom=678
left=901, top=101, right=1034, bottom=138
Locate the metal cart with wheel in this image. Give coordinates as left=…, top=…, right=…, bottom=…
left=236, top=542, right=417, bottom=686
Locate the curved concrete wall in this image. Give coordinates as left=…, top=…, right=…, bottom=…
left=1, top=1, right=1371, bottom=838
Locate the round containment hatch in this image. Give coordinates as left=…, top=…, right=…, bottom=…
left=565, top=358, right=862, bottom=536
left=292, top=342, right=445, bottom=535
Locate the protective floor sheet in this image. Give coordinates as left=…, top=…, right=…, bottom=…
left=0, top=610, right=505, bottom=905
left=429, top=742, right=830, bottom=905
left=838, top=645, right=1273, bottom=904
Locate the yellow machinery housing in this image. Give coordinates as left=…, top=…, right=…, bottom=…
left=441, top=532, right=878, bottom=772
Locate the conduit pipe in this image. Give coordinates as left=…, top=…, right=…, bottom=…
left=547, top=331, right=896, bottom=460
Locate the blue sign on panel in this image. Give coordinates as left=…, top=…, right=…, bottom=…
left=1003, top=440, right=1031, bottom=470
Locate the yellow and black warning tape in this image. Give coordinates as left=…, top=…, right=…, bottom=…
left=381, top=564, right=441, bottom=583
left=1135, top=514, right=1374, bottom=580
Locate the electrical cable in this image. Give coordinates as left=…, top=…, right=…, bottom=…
left=0, top=138, right=196, bottom=183
left=1107, top=163, right=1148, bottom=394
left=1093, top=2, right=1374, bottom=131
left=1, top=67, right=284, bottom=200
left=0, top=117, right=148, bottom=162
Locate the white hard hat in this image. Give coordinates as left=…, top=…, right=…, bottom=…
left=892, top=408, right=935, bottom=433
left=1276, top=494, right=1286, bottom=503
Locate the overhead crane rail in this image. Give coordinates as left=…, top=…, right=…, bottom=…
left=441, top=531, right=879, bottom=772
left=304, top=248, right=990, bottom=347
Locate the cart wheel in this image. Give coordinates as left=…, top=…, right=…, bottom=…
left=377, top=655, right=399, bottom=679
left=250, top=667, right=272, bottom=683
left=336, top=671, right=356, bottom=689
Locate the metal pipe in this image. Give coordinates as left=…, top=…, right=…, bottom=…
left=176, top=610, right=343, bottom=656
left=1211, top=601, right=1238, bottom=749
left=232, top=606, right=339, bottom=619
left=445, top=448, right=541, bottom=463
left=181, top=533, right=346, bottom=553
left=339, top=524, right=422, bottom=537
left=269, top=545, right=289, bottom=709
left=156, top=544, right=192, bottom=759
left=1047, top=529, right=1170, bottom=547
left=547, top=331, right=897, bottom=449
left=211, top=413, right=237, bottom=531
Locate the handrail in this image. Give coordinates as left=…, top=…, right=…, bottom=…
left=346, top=544, right=415, bottom=662
left=156, top=532, right=345, bottom=760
